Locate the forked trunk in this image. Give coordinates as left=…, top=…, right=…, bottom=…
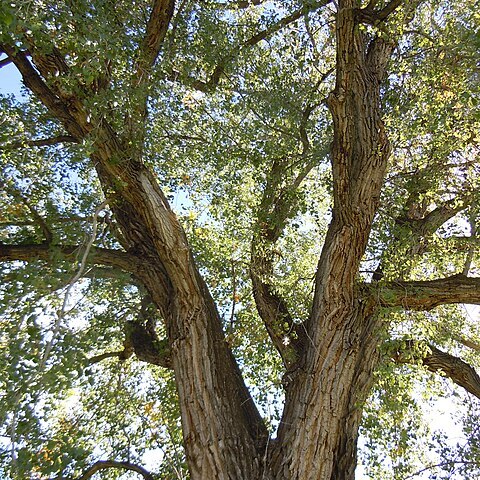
left=268, top=2, right=395, bottom=478
left=4, top=1, right=399, bottom=478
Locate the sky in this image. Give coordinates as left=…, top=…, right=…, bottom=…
left=0, top=57, right=24, bottom=97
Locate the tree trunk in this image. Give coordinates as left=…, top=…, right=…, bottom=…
left=269, top=2, right=395, bottom=478
left=95, top=160, right=270, bottom=479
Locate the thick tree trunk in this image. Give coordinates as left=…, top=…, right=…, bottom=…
left=95, top=160, right=270, bottom=479
left=272, top=301, right=381, bottom=480
left=269, top=3, right=395, bottom=478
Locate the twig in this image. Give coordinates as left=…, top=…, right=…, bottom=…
left=462, top=207, right=476, bottom=276
left=38, top=198, right=110, bottom=371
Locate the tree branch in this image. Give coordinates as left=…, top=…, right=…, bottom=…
left=374, top=191, right=474, bottom=280
left=0, top=243, right=141, bottom=274
left=137, top=0, right=175, bottom=75
left=0, top=135, right=79, bottom=151
left=378, top=274, right=480, bottom=310
left=123, top=319, right=172, bottom=368
left=390, top=340, right=480, bottom=400
left=375, top=0, right=403, bottom=21
left=0, top=44, right=86, bottom=139
left=250, top=155, right=316, bottom=366
left=4, top=185, right=53, bottom=244
left=450, top=333, right=480, bottom=354
left=87, top=350, right=129, bottom=365
left=0, top=55, right=13, bottom=68
left=182, top=0, right=332, bottom=92
left=359, top=0, right=403, bottom=24
left=248, top=99, right=324, bottom=366
left=243, top=1, right=331, bottom=48
left=88, top=297, right=172, bottom=368
left=414, top=196, right=473, bottom=237
left=77, top=460, right=154, bottom=480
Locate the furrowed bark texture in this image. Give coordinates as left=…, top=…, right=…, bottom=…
left=271, top=3, right=395, bottom=479
left=92, top=152, right=270, bottom=478
left=4, top=1, right=448, bottom=479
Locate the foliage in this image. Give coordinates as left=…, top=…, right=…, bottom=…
left=0, top=0, right=479, bottom=479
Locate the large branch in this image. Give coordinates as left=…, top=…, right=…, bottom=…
left=0, top=243, right=141, bottom=274
left=402, top=194, right=473, bottom=238
left=137, top=0, right=175, bottom=75
left=250, top=104, right=324, bottom=366
left=373, top=190, right=474, bottom=281
left=310, top=3, right=396, bottom=329
left=391, top=340, right=480, bottom=400
left=378, top=274, right=480, bottom=310
left=0, top=45, right=86, bottom=139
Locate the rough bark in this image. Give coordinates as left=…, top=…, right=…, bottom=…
left=3, top=18, right=269, bottom=480
left=270, top=2, right=397, bottom=478
left=0, top=243, right=140, bottom=273
left=379, top=274, right=480, bottom=309
left=103, top=163, right=269, bottom=478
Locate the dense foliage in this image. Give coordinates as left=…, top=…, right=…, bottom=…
left=0, top=1, right=479, bottom=479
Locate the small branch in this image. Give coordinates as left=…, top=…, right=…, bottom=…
left=0, top=44, right=85, bottom=139
left=462, top=209, right=477, bottom=276
left=423, top=345, right=480, bottom=399
left=229, top=258, right=237, bottom=331
left=88, top=298, right=172, bottom=368
left=417, top=196, right=473, bottom=236
left=222, top=0, right=266, bottom=8
left=374, top=0, right=403, bottom=22
left=87, top=350, right=128, bottom=365
left=0, top=135, right=79, bottom=151
left=450, top=333, right=480, bottom=354
left=375, top=191, right=474, bottom=280
left=4, top=185, right=53, bottom=244
left=0, top=214, right=110, bottom=229
left=359, top=0, right=403, bottom=24
left=125, top=321, right=171, bottom=368
left=243, top=1, right=331, bottom=48
left=77, top=460, right=154, bottom=480
left=0, top=55, right=14, bottom=68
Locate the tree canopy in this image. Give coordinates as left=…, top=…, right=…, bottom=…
left=0, top=1, right=479, bottom=479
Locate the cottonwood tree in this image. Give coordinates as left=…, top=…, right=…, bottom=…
left=0, top=0, right=479, bottom=479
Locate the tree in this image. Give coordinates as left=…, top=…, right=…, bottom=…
left=0, top=0, right=479, bottom=479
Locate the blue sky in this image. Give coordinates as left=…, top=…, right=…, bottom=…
left=0, top=57, right=24, bottom=97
